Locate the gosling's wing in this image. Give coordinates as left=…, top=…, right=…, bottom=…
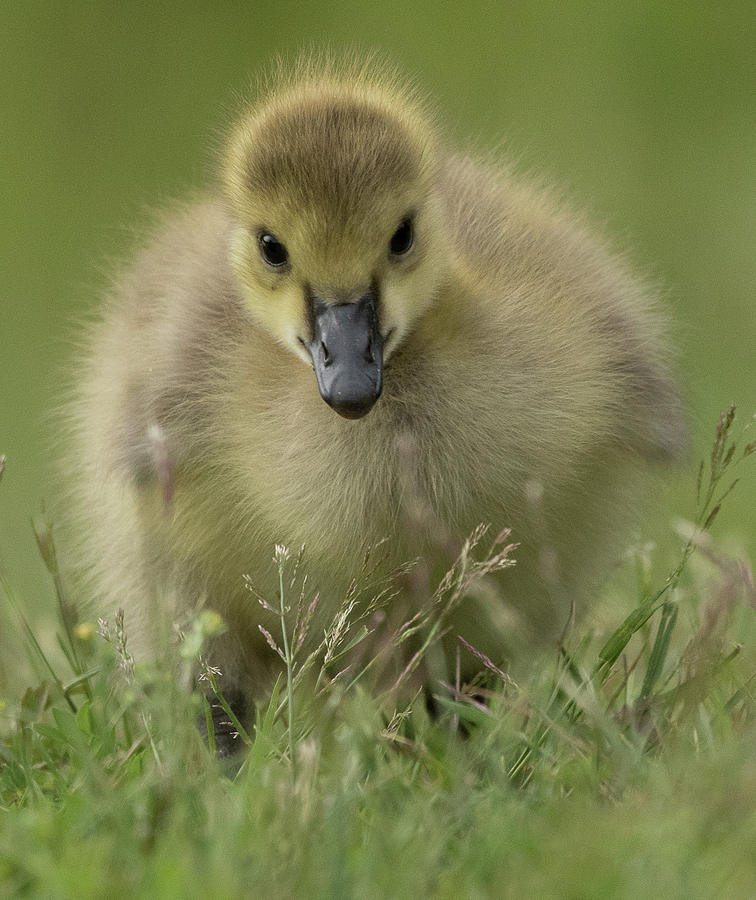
left=439, top=152, right=688, bottom=462
left=77, top=198, right=246, bottom=486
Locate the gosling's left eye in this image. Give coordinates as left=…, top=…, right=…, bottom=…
left=259, top=232, right=289, bottom=268
left=389, top=218, right=414, bottom=256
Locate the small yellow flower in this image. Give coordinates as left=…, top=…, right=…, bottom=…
left=74, top=622, right=95, bottom=640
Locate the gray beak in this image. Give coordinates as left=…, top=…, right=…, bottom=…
left=304, top=290, right=384, bottom=419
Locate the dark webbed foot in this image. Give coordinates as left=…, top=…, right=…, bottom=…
left=199, top=688, right=249, bottom=760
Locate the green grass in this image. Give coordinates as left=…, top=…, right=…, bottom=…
left=1, top=410, right=755, bottom=899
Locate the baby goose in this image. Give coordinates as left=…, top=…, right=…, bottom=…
left=69, top=61, right=685, bottom=743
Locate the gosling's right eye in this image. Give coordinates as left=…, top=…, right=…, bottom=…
left=259, top=232, right=289, bottom=268
left=389, top=218, right=414, bottom=257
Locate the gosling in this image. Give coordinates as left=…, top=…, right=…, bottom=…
left=68, top=60, right=685, bottom=743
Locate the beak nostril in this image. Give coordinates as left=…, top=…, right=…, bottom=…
left=321, top=341, right=332, bottom=366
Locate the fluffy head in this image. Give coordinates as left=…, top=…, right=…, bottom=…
left=221, top=61, right=445, bottom=365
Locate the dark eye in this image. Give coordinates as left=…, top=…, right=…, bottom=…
left=259, top=232, right=289, bottom=268
left=389, top=218, right=414, bottom=256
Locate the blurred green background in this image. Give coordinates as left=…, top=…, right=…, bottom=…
left=1, top=1, right=754, bottom=615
